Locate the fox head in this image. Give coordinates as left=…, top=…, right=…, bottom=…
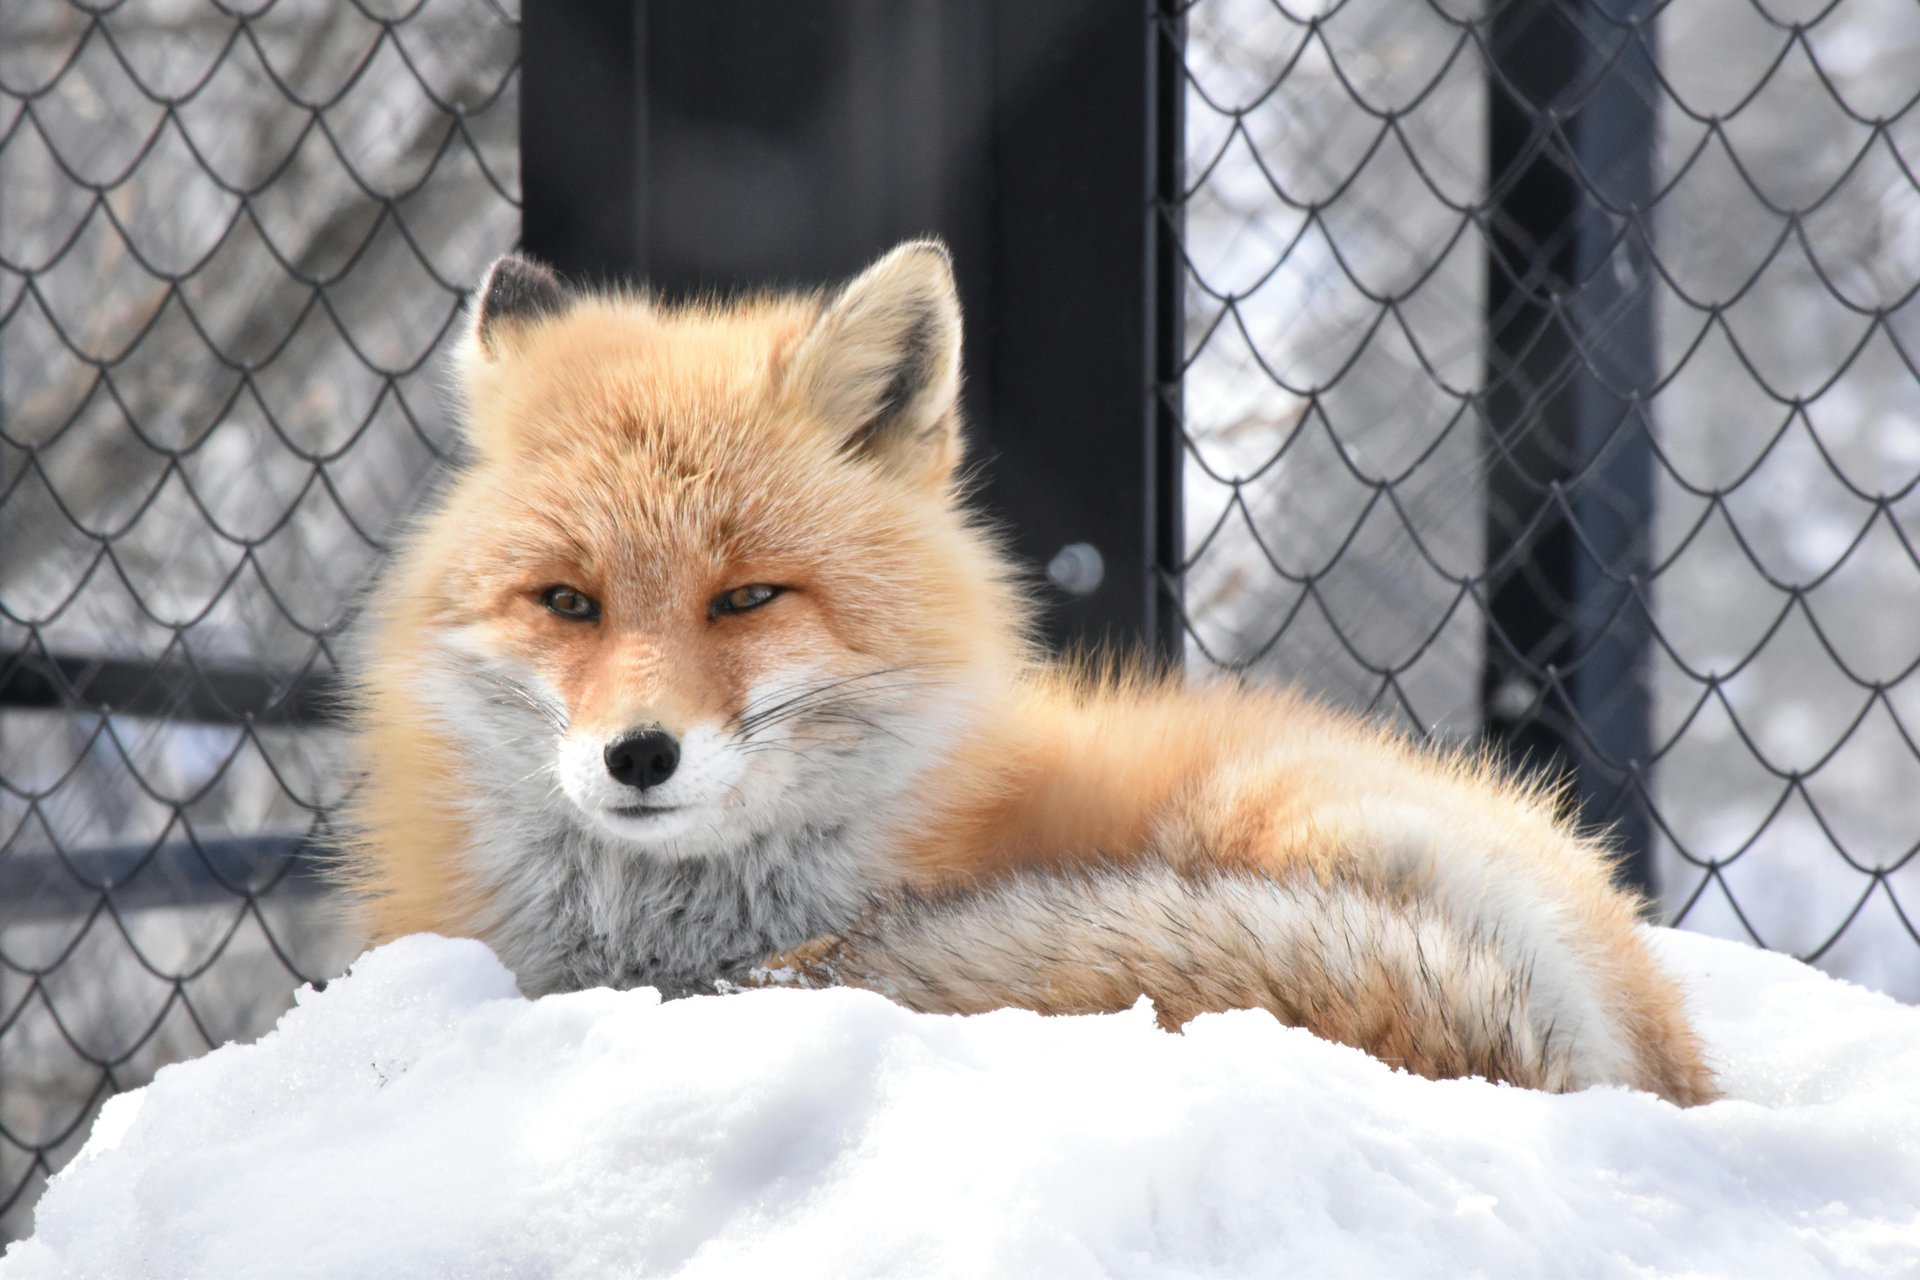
left=356, top=241, right=1029, bottom=897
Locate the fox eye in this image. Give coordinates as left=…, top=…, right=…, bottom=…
left=541, top=585, right=601, bottom=622
left=710, top=584, right=784, bottom=619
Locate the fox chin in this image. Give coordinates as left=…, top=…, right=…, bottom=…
left=334, top=241, right=1717, bottom=1106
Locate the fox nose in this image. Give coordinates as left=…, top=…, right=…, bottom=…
left=604, top=729, right=680, bottom=790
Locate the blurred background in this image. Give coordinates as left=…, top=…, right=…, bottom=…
left=3, top=0, right=1918, bottom=1240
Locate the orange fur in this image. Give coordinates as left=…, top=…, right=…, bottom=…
left=337, top=243, right=1716, bottom=1105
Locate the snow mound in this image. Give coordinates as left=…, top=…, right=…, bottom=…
left=5, top=931, right=1918, bottom=1279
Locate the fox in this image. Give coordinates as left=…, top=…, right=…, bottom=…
left=336, top=239, right=1718, bottom=1106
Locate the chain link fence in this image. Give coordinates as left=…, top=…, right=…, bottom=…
left=1175, top=0, right=1920, bottom=999
left=0, top=0, right=519, bottom=1238
left=4, top=0, right=1919, bottom=1247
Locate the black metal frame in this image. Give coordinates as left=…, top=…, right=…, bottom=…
left=0, top=0, right=1189, bottom=901
left=1, top=0, right=1668, bottom=896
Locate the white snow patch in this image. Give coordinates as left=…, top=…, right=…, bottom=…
left=5, top=931, right=1918, bottom=1279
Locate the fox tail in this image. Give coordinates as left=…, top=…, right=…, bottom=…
left=760, top=861, right=1714, bottom=1105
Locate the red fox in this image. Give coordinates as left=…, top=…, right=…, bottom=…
left=338, top=241, right=1716, bottom=1105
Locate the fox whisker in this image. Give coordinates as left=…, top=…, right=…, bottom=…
left=502, top=760, right=558, bottom=791
left=450, top=658, right=569, bottom=733
left=733, top=665, right=942, bottom=738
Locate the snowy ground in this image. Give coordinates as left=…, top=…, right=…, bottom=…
left=3, top=931, right=1916, bottom=1280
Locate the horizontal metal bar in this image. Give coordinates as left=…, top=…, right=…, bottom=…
left=0, top=654, right=339, bottom=727
left=0, top=835, right=332, bottom=920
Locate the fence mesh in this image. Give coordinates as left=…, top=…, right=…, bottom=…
left=0, top=0, right=519, bottom=1238
left=1173, top=0, right=1920, bottom=1000
left=5, top=0, right=1920, bottom=1246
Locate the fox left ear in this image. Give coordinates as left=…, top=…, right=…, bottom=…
left=471, top=253, right=572, bottom=359
left=786, top=240, right=964, bottom=484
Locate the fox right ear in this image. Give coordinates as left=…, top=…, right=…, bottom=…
left=471, top=254, right=571, bottom=358
left=785, top=240, right=964, bottom=486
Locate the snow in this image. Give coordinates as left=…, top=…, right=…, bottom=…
left=5, top=931, right=1918, bottom=1280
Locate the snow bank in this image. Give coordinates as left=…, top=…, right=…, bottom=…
left=5, top=931, right=1917, bottom=1279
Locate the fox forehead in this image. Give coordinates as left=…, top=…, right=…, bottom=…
left=448, top=295, right=890, bottom=584
left=462, top=292, right=830, bottom=464
left=456, top=452, right=871, bottom=601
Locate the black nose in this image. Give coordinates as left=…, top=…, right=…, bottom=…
left=604, top=729, right=680, bottom=790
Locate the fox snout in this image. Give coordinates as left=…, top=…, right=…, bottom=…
left=604, top=728, right=679, bottom=790
left=553, top=711, right=755, bottom=855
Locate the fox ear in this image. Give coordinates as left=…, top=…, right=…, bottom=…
left=471, top=253, right=572, bottom=358
left=787, top=240, right=963, bottom=483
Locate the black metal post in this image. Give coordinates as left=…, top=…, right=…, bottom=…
left=1483, top=0, right=1660, bottom=890
left=0, top=652, right=335, bottom=726
left=519, top=4, right=643, bottom=280
left=1150, top=1, right=1187, bottom=660
left=519, top=0, right=1181, bottom=658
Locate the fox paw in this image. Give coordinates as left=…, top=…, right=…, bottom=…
left=747, top=935, right=846, bottom=989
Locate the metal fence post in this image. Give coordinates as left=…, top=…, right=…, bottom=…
left=1150, top=1, right=1187, bottom=661
left=519, top=4, right=643, bottom=279
left=1483, top=0, right=1660, bottom=890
